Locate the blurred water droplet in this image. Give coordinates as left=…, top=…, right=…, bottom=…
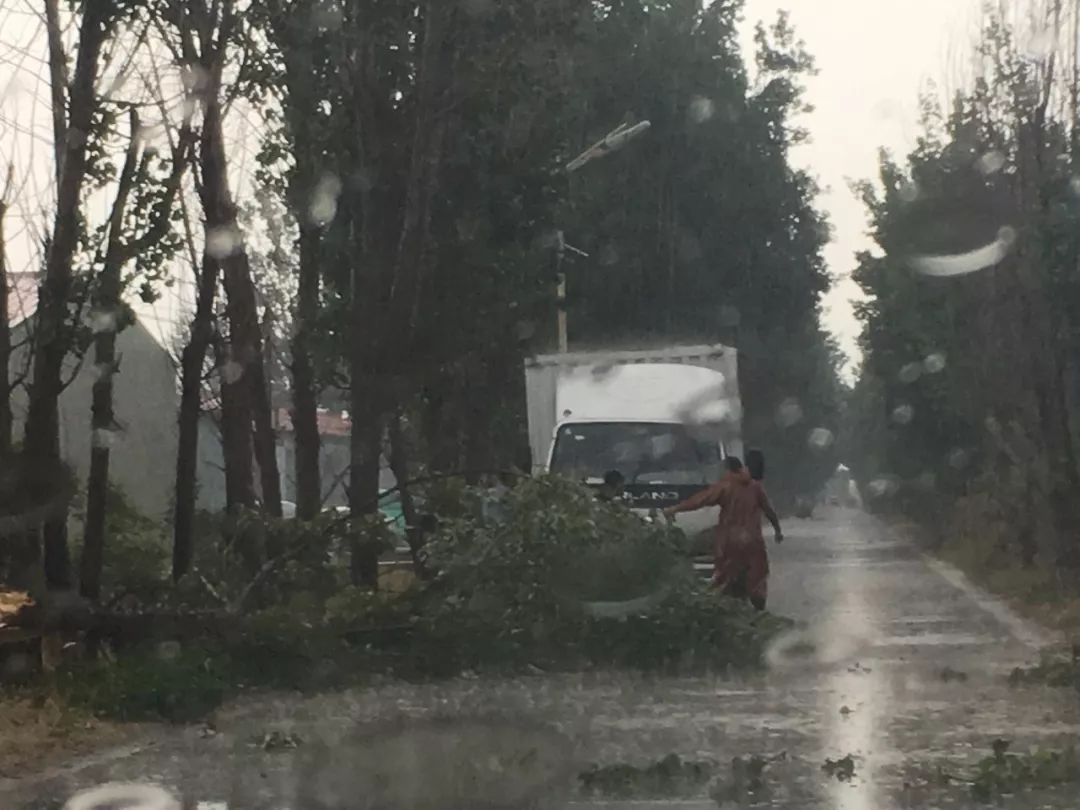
left=910, top=226, right=1016, bottom=276
left=948, top=448, right=970, bottom=469
left=86, top=308, right=117, bottom=335
left=898, top=180, right=919, bottom=203
left=157, top=640, right=182, bottom=662
left=206, top=225, right=242, bottom=259
left=976, top=150, right=1006, bottom=175
left=89, top=362, right=112, bottom=382
left=222, top=360, right=245, bottom=385
left=898, top=362, right=922, bottom=384
left=693, top=400, right=733, bottom=424
left=349, top=168, right=374, bottom=192
left=539, top=231, right=561, bottom=250
left=808, top=427, right=834, bottom=450
left=65, top=783, right=180, bottom=810
left=598, top=244, right=619, bottom=266
left=915, top=470, right=937, bottom=490
left=924, top=352, right=947, bottom=374
left=181, top=96, right=198, bottom=121
left=867, top=477, right=899, bottom=498
left=1025, top=28, right=1056, bottom=60
left=718, top=304, right=741, bottom=328
left=1070, top=177, right=1080, bottom=197
left=678, top=231, right=702, bottom=262
left=181, top=64, right=211, bottom=95
left=92, top=429, right=114, bottom=450
left=308, top=172, right=342, bottom=226
left=312, top=2, right=343, bottom=29
left=776, top=398, right=803, bottom=428
left=891, top=404, right=914, bottom=425
left=688, top=96, right=715, bottom=124
left=514, top=320, right=536, bottom=341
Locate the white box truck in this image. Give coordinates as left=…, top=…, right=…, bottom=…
left=524, top=344, right=743, bottom=562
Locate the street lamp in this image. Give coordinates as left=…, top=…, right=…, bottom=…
left=555, top=118, right=651, bottom=351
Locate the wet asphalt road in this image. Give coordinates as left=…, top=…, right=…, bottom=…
left=4, top=507, right=1080, bottom=809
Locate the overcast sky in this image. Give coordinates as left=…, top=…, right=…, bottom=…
left=740, top=0, right=983, bottom=370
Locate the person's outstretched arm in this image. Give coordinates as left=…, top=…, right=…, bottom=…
left=759, top=486, right=783, bottom=543
left=665, top=480, right=726, bottom=518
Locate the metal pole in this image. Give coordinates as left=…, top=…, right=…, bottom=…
left=555, top=233, right=567, bottom=352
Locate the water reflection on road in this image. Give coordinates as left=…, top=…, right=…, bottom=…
left=17, top=509, right=1080, bottom=810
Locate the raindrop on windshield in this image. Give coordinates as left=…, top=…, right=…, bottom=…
left=891, top=404, right=914, bottom=425
left=689, top=96, right=716, bottom=124
left=910, top=226, right=1016, bottom=277
left=86, top=308, right=118, bottom=335
left=898, top=362, right=922, bottom=384
left=976, top=150, right=1006, bottom=175
left=924, top=352, right=947, bottom=374
left=64, top=783, right=180, bottom=810
left=309, top=172, right=342, bottom=226
left=91, top=429, right=115, bottom=450
left=867, top=477, right=899, bottom=498
left=206, top=225, right=242, bottom=259
left=808, top=427, right=835, bottom=450
left=948, top=448, right=970, bottom=469
left=776, top=398, right=803, bottom=428
left=312, top=2, right=343, bottom=29
left=1025, top=27, right=1056, bottom=60
left=718, top=304, right=741, bottom=328
left=222, top=360, right=245, bottom=385
left=898, top=179, right=919, bottom=202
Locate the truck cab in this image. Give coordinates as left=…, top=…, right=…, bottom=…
left=548, top=419, right=724, bottom=564
left=525, top=345, right=743, bottom=571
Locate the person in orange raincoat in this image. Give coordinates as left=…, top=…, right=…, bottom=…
left=664, top=456, right=783, bottom=610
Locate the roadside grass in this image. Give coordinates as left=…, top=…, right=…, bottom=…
left=905, top=511, right=1080, bottom=642
left=0, top=689, right=140, bottom=779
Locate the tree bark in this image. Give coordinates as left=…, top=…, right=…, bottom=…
left=292, top=222, right=322, bottom=520
left=387, top=407, right=422, bottom=571
left=347, top=367, right=384, bottom=588
left=172, top=256, right=218, bottom=581
left=80, top=111, right=140, bottom=602
left=193, top=2, right=281, bottom=517
left=26, top=1, right=113, bottom=590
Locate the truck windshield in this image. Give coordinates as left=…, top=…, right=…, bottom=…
left=549, top=423, right=721, bottom=485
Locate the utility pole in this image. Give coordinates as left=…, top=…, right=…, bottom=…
left=553, top=117, right=650, bottom=353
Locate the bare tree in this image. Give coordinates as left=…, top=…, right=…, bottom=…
left=25, top=0, right=120, bottom=590
left=80, top=109, right=190, bottom=600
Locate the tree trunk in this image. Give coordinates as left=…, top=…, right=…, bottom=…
left=387, top=407, right=422, bottom=570
left=196, top=47, right=281, bottom=517
left=347, top=369, right=384, bottom=588
left=172, top=257, right=218, bottom=582
left=80, top=111, right=141, bottom=602
left=0, top=182, right=11, bottom=459
left=292, top=223, right=322, bottom=520
left=26, top=2, right=113, bottom=590
left=277, top=0, right=322, bottom=522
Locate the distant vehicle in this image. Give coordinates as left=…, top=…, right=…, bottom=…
left=524, top=344, right=743, bottom=563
